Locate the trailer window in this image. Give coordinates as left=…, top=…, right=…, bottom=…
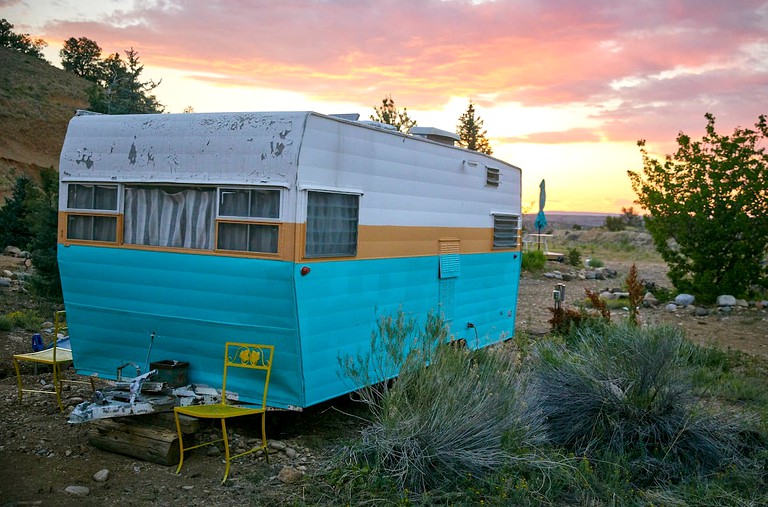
left=305, top=191, right=359, bottom=258
left=124, top=186, right=215, bottom=249
left=65, top=184, right=118, bottom=242
left=493, top=214, right=520, bottom=249
left=216, top=188, right=280, bottom=253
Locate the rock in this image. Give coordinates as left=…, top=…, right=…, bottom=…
left=717, top=295, right=737, bottom=307
left=585, top=271, right=596, bottom=280
left=735, top=299, right=748, bottom=308
left=93, top=469, right=110, bottom=482
left=269, top=440, right=287, bottom=451
left=206, top=446, right=221, bottom=456
left=277, top=466, right=303, bottom=484
left=285, top=447, right=298, bottom=459
left=20, top=250, right=32, bottom=258
left=695, top=307, right=709, bottom=317
left=756, top=301, right=767, bottom=310
left=718, top=306, right=733, bottom=315
left=674, top=294, right=695, bottom=306
left=643, top=292, right=659, bottom=305
left=0, top=278, right=11, bottom=288
left=599, top=291, right=618, bottom=300
left=2, top=270, right=13, bottom=278
left=561, top=273, right=573, bottom=282
left=65, top=485, right=90, bottom=496
left=604, top=268, right=618, bottom=278
left=3, top=246, right=22, bottom=257
left=613, top=292, right=630, bottom=298
left=665, top=303, right=678, bottom=312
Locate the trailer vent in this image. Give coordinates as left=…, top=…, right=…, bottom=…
left=486, top=167, right=500, bottom=187
left=410, top=126, right=460, bottom=146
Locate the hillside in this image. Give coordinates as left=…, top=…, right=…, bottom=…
left=0, top=47, right=90, bottom=201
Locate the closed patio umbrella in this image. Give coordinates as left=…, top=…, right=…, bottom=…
left=534, top=179, right=547, bottom=250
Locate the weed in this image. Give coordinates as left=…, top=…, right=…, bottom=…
left=0, top=315, right=12, bottom=332
left=5, top=309, right=42, bottom=331
left=626, top=264, right=644, bottom=326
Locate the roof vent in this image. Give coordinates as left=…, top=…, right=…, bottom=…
left=410, top=127, right=460, bottom=146
left=359, top=121, right=398, bottom=131
left=330, top=113, right=360, bottom=121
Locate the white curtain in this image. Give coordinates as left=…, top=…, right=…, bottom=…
left=124, top=187, right=215, bottom=249
left=305, top=192, right=359, bottom=257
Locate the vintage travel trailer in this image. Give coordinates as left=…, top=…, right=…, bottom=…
left=57, top=111, right=523, bottom=410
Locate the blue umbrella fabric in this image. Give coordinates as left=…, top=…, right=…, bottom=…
left=534, top=179, right=547, bottom=232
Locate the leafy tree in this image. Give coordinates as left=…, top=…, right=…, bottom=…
left=0, top=175, right=39, bottom=249
left=629, top=113, right=768, bottom=302
left=456, top=101, right=493, bottom=155
left=60, top=36, right=103, bottom=82
left=370, top=95, right=416, bottom=133
left=88, top=48, right=165, bottom=114
left=0, top=18, right=47, bottom=60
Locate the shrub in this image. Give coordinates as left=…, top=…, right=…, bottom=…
left=5, top=310, right=42, bottom=331
left=586, top=257, right=604, bottom=268
left=0, top=315, right=12, bottom=331
left=530, top=323, right=750, bottom=484
left=566, top=247, right=582, bottom=267
left=604, top=215, right=625, bottom=231
left=338, top=311, right=545, bottom=493
left=522, top=250, right=546, bottom=272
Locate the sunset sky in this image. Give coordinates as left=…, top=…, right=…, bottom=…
left=3, top=0, right=766, bottom=213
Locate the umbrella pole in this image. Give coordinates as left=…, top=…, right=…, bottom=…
left=537, top=227, right=541, bottom=250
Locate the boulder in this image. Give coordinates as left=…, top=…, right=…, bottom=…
left=735, top=299, right=748, bottom=308
left=665, top=303, right=678, bottom=312
left=695, top=306, right=709, bottom=317
left=3, top=246, right=22, bottom=257
left=643, top=292, right=659, bottom=306
left=674, top=294, right=695, bottom=306
left=716, top=295, right=737, bottom=307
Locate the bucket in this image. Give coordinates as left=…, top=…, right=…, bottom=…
left=149, top=360, right=189, bottom=387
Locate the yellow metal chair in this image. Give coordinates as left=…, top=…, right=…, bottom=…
left=13, top=310, right=73, bottom=412
left=174, top=342, right=274, bottom=484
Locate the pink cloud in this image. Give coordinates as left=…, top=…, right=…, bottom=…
left=35, top=0, right=767, bottom=146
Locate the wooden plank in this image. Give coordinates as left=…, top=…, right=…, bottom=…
left=88, top=419, right=181, bottom=466
left=133, top=411, right=200, bottom=434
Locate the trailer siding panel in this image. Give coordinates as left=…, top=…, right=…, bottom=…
left=58, top=245, right=304, bottom=409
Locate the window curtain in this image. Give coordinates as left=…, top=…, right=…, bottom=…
left=306, top=192, right=359, bottom=257
left=124, top=187, right=215, bottom=249
left=67, top=215, right=117, bottom=241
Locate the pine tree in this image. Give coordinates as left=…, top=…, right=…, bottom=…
left=457, top=101, right=493, bottom=155
left=370, top=95, right=417, bottom=133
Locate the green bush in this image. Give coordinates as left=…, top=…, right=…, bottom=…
left=0, top=315, right=12, bottom=331
left=522, top=250, right=546, bottom=272
left=5, top=310, right=42, bottom=331
left=586, top=257, right=604, bottom=268
left=530, top=323, right=750, bottom=483
left=566, top=247, right=581, bottom=266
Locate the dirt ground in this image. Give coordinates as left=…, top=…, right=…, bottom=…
left=1, top=255, right=766, bottom=506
